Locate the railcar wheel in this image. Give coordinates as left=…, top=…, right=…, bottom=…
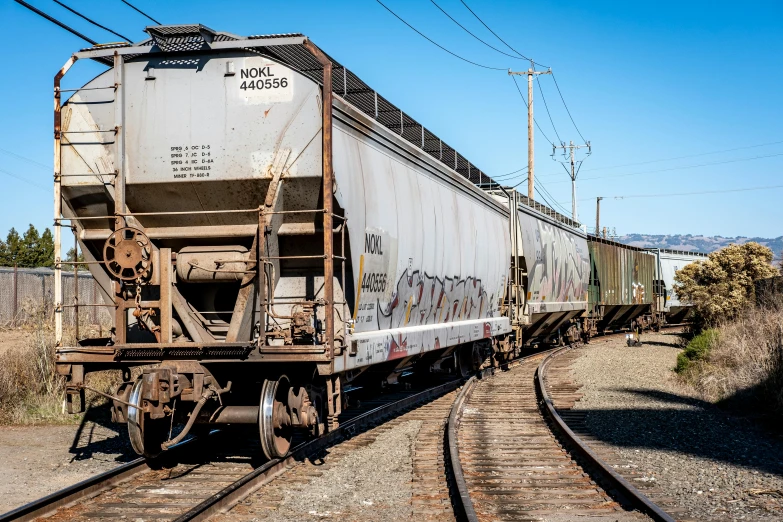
left=456, top=344, right=478, bottom=378
left=259, top=375, right=294, bottom=459
left=127, top=378, right=168, bottom=459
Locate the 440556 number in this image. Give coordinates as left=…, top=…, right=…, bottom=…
left=361, top=272, right=387, bottom=293
left=240, top=78, right=289, bottom=91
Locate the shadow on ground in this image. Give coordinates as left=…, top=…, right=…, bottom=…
left=68, top=404, right=135, bottom=462
left=580, top=387, right=783, bottom=477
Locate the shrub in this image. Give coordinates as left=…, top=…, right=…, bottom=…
left=678, top=305, right=783, bottom=414
left=674, top=242, right=778, bottom=329
left=675, top=328, right=719, bottom=374
left=0, top=307, right=117, bottom=424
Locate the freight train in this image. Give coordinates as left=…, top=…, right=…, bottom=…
left=52, top=25, right=704, bottom=458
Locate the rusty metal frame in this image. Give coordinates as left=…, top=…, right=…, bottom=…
left=54, top=39, right=344, bottom=365
left=303, top=40, right=335, bottom=361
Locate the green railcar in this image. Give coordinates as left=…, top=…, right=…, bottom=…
left=587, top=237, right=656, bottom=332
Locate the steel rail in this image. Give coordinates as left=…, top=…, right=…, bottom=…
left=446, top=351, right=554, bottom=522
left=0, top=437, right=198, bottom=522
left=447, top=375, right=479, bottom=521
left=536, top=346, right=677, bottom=522
left=171, top=378, right=462, bottom=521
left=0, top=380, right=460, bottom=522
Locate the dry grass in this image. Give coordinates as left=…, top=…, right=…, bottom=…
left=0, top=307, right=117, bottom=425
left=680, top=305, right=783, bottom=414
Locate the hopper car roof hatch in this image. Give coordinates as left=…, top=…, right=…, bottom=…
left=72, top=24, right=580, bottom=230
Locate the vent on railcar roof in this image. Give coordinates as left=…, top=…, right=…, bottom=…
left=145, top=24, right=221, bottom=52
left=78, top=26, right=582, bottom=230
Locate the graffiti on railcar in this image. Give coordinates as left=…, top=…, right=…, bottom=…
left=353, top=265, right=503, bottom=362
left=517, top=210, right=590, bottom=312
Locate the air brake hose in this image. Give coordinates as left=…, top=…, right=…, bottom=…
left=160, top=381, right=232, bottom=450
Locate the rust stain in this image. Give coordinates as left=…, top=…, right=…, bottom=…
left=264, top=107, right=272, bottom=118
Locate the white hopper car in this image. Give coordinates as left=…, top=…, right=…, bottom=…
left=54, top=25, right=588, bottom=458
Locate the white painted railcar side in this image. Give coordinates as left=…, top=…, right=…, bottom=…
left=654, top=249, right=708, bottom=312
left=58, top=42, right=512, bottom=374
left=513, top=205, right=590, bottom=342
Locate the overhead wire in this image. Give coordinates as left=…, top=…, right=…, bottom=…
left=0, top=168, right=49, bottom=192
left=376, top=0, right=507, bottom=70
left=13, top=0, right=97, bottom=45
left=563, top=151, right=783, bottom=183
left=120, top=0, right=160, bottom=25
left=0, top=147, right=50, bottom=171
left=600, top=183, right=783, bottom=200
left=492, top=166, right=528, bottom=180
left=429, top=0, right=524, bottom=60
left=551, top=73, right=586, bottom=143
left=53, top=0, right=131, bottom=42
left=582, top=140, right=783, bottom=172
left=459, top=0, right=547, bottom=67
left=534, top=184, right=570, bottom=216
left=535, top=75, right=562, bottom=145
left=537, top=181, right=572, bottom=216
left=510, top=75, right=554, bottom=145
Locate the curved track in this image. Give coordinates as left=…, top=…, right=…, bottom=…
left=448, top=345, right=678, bottom=522
left=0, top=379, right=461, bottom=522
left=3, top=337, right=682, bottom=522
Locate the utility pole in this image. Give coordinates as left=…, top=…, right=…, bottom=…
left=509, top=62, right=551, bottom=202
left=595, top=197, right=602, bottom=236
left=553, top=140, right=591, bottom=222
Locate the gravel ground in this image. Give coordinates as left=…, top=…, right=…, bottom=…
left=0, top=411, right=135, bottom=514
left=571, top=331, right=783, bottom=521
left=234, top=419, right=422, bottom=521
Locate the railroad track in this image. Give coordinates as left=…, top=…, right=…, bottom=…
left=448, top=344, right=679, bottom=522
left=0, top=377, right=461, bottom=522
left=2, top=335, right=683, bottom=522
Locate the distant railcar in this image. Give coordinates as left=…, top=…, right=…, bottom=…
left=650, top=249, right=708, bottom=324
left=586, top=237, right=656, bottom=332
left=510, top=194, right=590, bottom=345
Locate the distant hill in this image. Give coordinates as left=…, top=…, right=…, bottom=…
left=617, top=234, right=783, bottom=256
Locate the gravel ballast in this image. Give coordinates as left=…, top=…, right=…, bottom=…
left=570, top=331, right=783, bottom=521
left=0, top=420, right=134, bottom=513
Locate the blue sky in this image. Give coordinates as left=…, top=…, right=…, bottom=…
left=1, top=0, right=782, bottom=238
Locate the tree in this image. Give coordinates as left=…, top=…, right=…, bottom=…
left=0, top=228, right=23, bottom=266
left=66, top=246, right=87, bottom=271
left=0, top=225, right=56, bottom=268
left=20, top=224, right=41, bottom=267
left=675, top=242, right=778, bottom=328
left=38, top=228, right=54, bottom=268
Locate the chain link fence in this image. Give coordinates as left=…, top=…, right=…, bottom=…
left=0, top=266, right=111, bottom=326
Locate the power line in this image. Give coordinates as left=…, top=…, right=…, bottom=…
left=0, top=168, right=49, bottom=192
left=376, top=0, right=506, bottom=70
left=0, top=147, right=50, bottom=171
left=605, top=183, right=783, bottom=199
left=493, top=166, right=528, bottom=180
left=536, top=76, right=562, bottom=145
left=53, top=0, right=131, bottom=42
left=120, top=0, right=160, bottom=25
left=509, top=176, right=528, bottom=189
left=510, top=75, right=553, bottom=144
left=582, top=140, right=783, bottom=172
left=551, top=72, right=587, bottom=143
left=537, top=181, right=572, bottom=216
left=570, top=151, right=783, bottom=183
left=13, top=0, right=97, bottom=45
left=459, top=0, right=547, bottom=67
left=535, top=184, right=571, bottom=216
left=429, top=0, right=524, bottom=60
